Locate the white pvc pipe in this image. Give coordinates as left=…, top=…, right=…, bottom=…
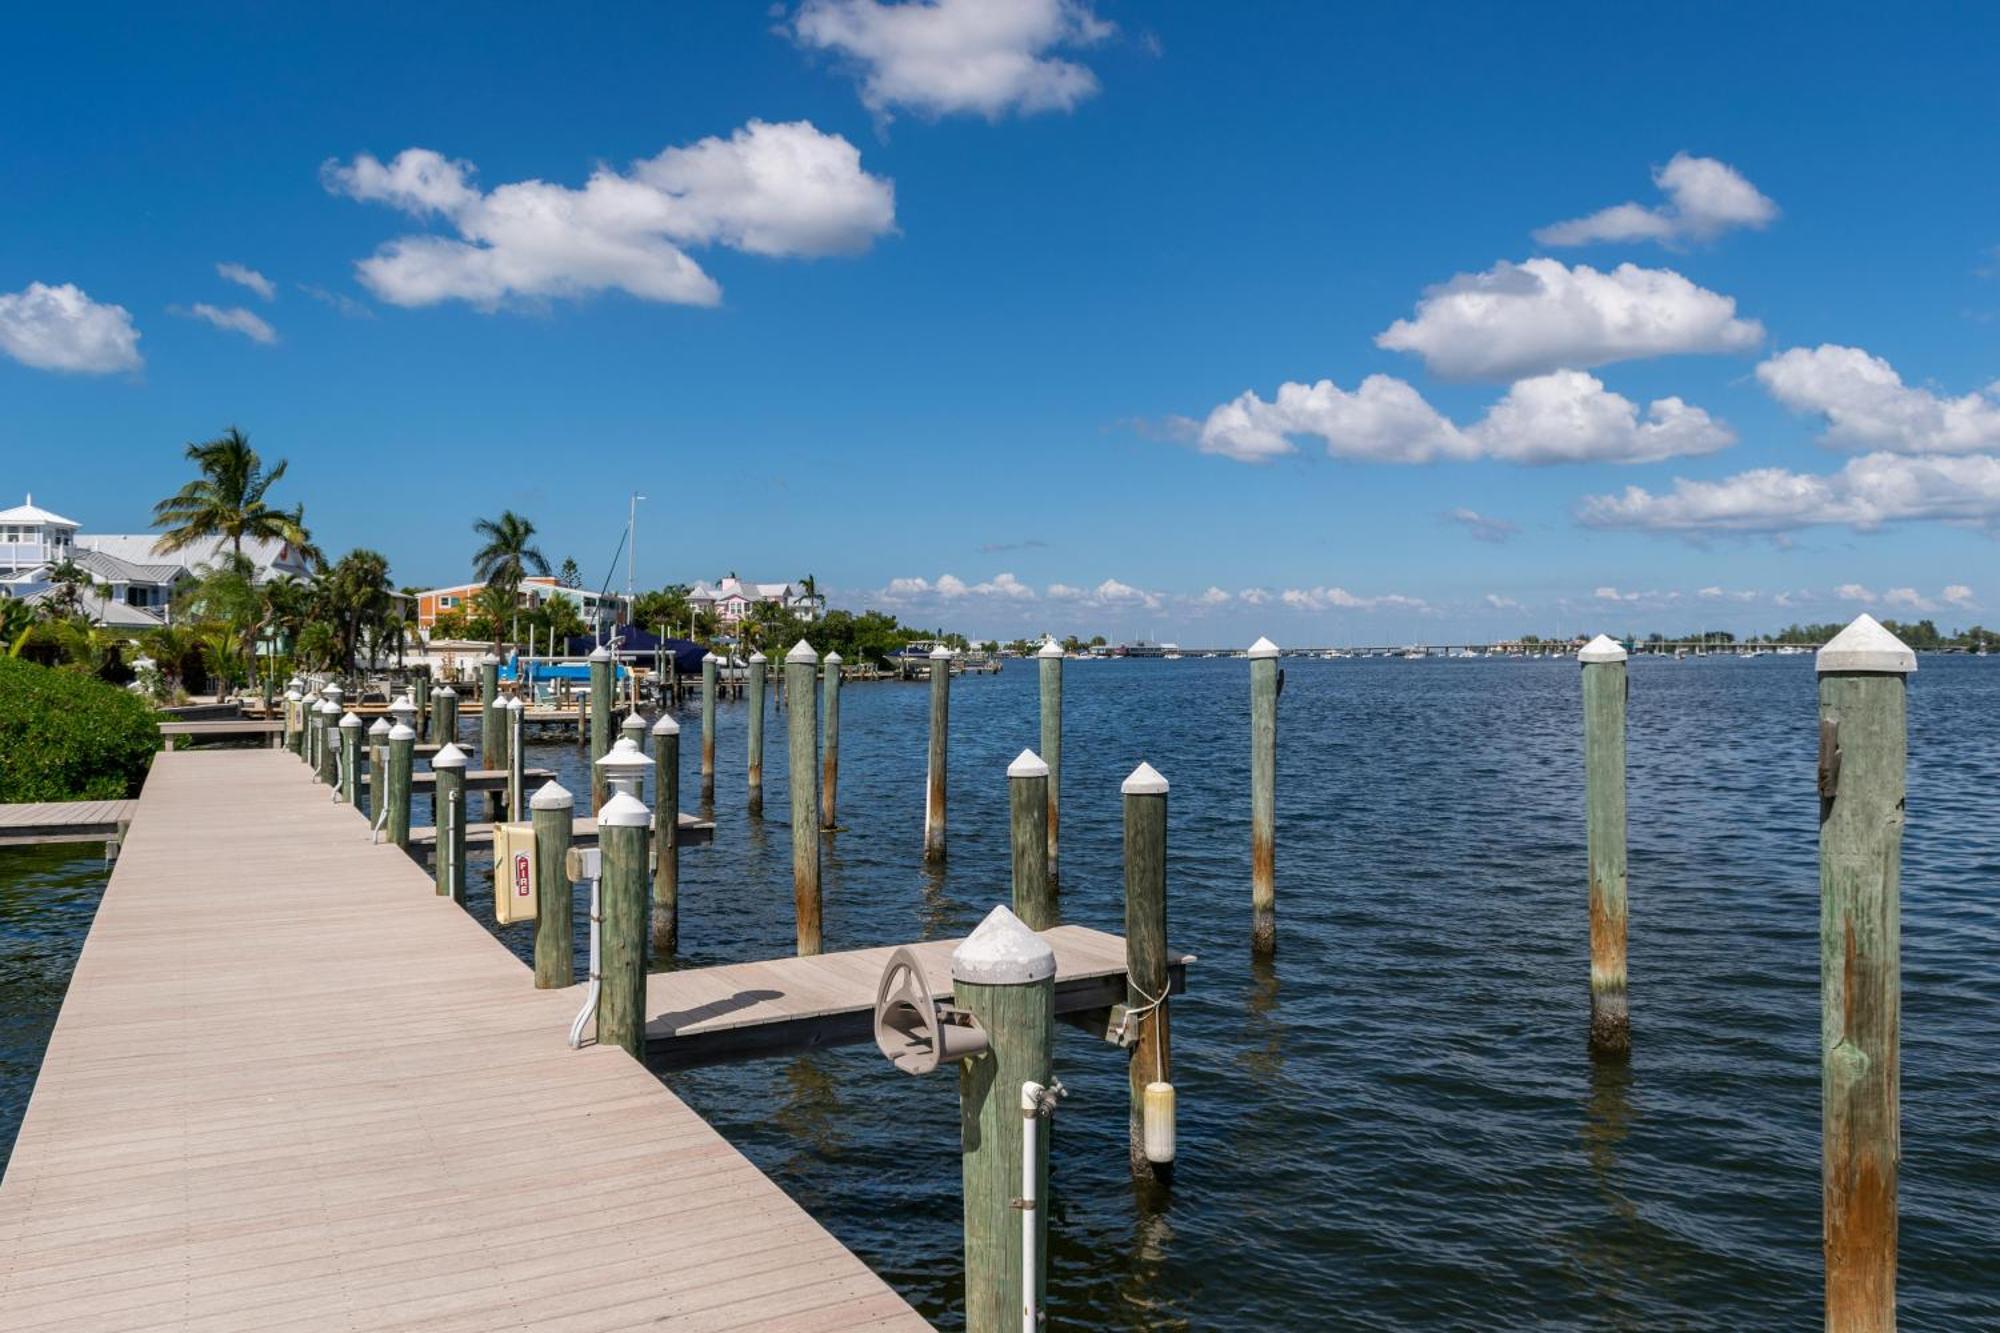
left=1020, top=1080, right=1044, bottom=1333
left=567, top=874, right=601, bottom=1049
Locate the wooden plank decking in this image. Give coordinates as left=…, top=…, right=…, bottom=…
left=0, top=800, right=138, bottom=848
left=0, top=750, right=928, bottom=1331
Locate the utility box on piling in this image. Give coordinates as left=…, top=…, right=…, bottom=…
left=492, top=822, right=539, bottom=925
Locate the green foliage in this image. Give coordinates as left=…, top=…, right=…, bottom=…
left=802, top=608, right=937, bottom=667
left=0, top=657, right=160, bottom=802
left=470, top=510, right=549, bottom=595
left=152, top=426, right=319, bottom=567
left=631, top=584, right=692, bottom=633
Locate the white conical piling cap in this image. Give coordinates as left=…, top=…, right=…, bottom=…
left=1122, top=761, right=1169, bottom=795
left=703, top=652, right=720, bottom=664
left=318, top=699, right=339, bottom=715
left=530, top=779, right=573, bottom=810
left=1247, top=636, right=1280, bottom=659
left=1008, top=748, right=1049, bottom=779
left=824, top=649, right=842, bottom=664
left=388, top=721, right=416, bottom=742
left=1579, top=634, right=1628, bottom=664
left=284, top=688, right=301, bottom=702
left=588, top=645, right=611, bottom=664
left=339, top=711, right=362, bottom=729
left=434, top=683, right=456, bottom=699
left=652, top=712, right=680, bottom=735
left=368, top=717, right=391, bottom=738
left=786, top=638, right=818, bottom=664
left=621, top=710, right=645, bottom=732
left=598, top=789, right=651, bottom=828
left=748, top=650, right=767, bottom=664
left=1037, top=638, right=1064, bottom=658
left=480, top=652, right=500, bottom=666
left=951, top=904, right=1057, bottom=985
left=929, top=644, right=954, bottom=659
left=431, top=742, right=468, bottom=769
left=1818, top=613, right=1917, bottom=675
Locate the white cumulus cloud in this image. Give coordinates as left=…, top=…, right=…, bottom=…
left=0, top=282, right=142, bottom=373
left=1279, top=586, right=1430, bottom=613
left=324, top=121, right=895, bottom=309
left=1942, top=584, right=1976, bottom=609
left=1484, top=593, right=1523, bottom=610
left=1756, top=344, right=2000, bottom=455
left=1578, top=452, right=2000, bottom=534
left=1375, top=258, right=1763, bottom=380
left=791, top=0, right=1112, bottom=120
left=1470, top=370, right=1734, bottom=464
left=1535, top=153, right=1778, bottom=248
left=176, top=303, right=277, bottom=344
left=1446, top=508, right=1519, bottom=543
left=216, top=262, right=276, bottom=301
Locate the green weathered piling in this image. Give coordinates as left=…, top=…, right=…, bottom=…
left=953, top=906, right=1055, bottom=1333
left=1037, top=639, right=1063, bottom=883
left=621, top=711, right=647, bottom=801
left=506, top=697, right=527, bottom=822
left=925, top=645, right=951, bottom=862
left=746, top=651, right=767, bottom=814
left=786, top=640, right=821, bottom=955
left=597, top=785, right=652, bottom=1059
left=1009, top=749, right=1054, bottom=929
left=412, top=672, right=431, bottom=743
left=479, top=653, right=502, bottom=819
left=820, top=649, right=842, bottom=830
left=1123, top=761, right=1173, bottom=1183
left=337, top=712, right=362, bottom=808
left=433, top=683, right=458, bottom=747
left=1816, top=614, right=1913, bottom=1333
left=1249, top=636, right=1279, bottom=953
left=315, top=702, right=339, bottom=786
left=283, top=687, right=302, bottom=755
left=386, top=721, right=415, bottom=850
left=531, top=781, right=575, bottom=988
left=1580, top=634, right=1630, bottom=1056
left=432, top=743, right=468, bottom=904
left=651, top=714, right=680, bottom=955
left=367, top=717, right=390, bottom=819
left=589, top=645, right=613, bottom=813
left=700, top=652, right=718, bottom=802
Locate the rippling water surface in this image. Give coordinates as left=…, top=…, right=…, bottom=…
left=5, top=655, right=1997, bottom=1329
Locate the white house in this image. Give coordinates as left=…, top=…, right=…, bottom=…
left=687, top=576, right=820, bottom=627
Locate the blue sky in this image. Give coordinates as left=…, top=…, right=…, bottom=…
left=5, top=2, right=1998, bottom=644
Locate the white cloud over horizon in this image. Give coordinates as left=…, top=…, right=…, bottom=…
left=1757, top=344, right=2000, bottom=455
left=1534, top=153, right=1778, bottom=248
left=0, top=281, right=142, bottom=373
left=1375, top=258, right=1763, bottom=381
left=1577, top=451, right=2000, bottom=534
left=324, top=121, right=895, bottom=309
left=175, top=302, right=277, bottom=344
left=790, top=0, right=1112, bottom=120
left=216, top=262, right=276, bottom=301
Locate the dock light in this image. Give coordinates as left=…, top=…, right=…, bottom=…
left=595, top=736, right=653, bottom=801
left=387, top=694, right=417, bottom=730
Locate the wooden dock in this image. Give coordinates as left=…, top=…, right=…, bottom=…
left=0, top=750, right=927, bottom=1330
left=644, top=926, right=1189, bottom=1070
left=0, top=800, right=137, bottom=848
left=158, top=718, right=282, bottom=749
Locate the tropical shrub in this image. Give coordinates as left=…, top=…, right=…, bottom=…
left=0, top=657, right=161, bottom=801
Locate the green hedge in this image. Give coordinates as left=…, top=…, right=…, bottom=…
left=0, top=658, right=161, bottom=802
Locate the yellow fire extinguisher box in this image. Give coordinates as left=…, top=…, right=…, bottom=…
left=491, top=822, right=539, bottom=924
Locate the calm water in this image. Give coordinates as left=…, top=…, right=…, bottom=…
left=5, top=656, right=1997, bottom=1328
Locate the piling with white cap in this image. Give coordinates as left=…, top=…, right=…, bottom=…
left=1816, top=613, right=1913, bottom=1330
left=315, top=700, right=340, bottom=787
left=588, top=645, right=613, bottom=813
left=925, top=644, right=953, bottom=863
left=412, top=672, right=431, bottom=743
left=1009, top=749, right=1054, bottom=929
left=700, top=652, right=719, bottom=802
left=1248, top=636, right=1281, bottom=953
left=951, top=905, right=1055, bottom=1333
left=650, top=714, right=680, bottom=955
left=432, top=682, right=458, bottom=749
left=505, top=695, right=527, bottom=821
left=820, top=649, right=843, bottom=830
left=1579, top=633, right=1630, bottom=1056
left=431, top=743, right=469, bottom=903
left=746, top=650, right=768, bottom=814
left=594, top=778, right=654, bottom=1059
left=283, top=686, right=303, bottom=755
left=367, top=716, right=391, bottom=819
left=530, top=780, right=574, bottom=988
left=785, top=640, right=822, bottom=955
left=1122, top=761, right=1175, bottom=1182
left=337, top=712, right=362, bottom=808
left=385, top=719, right=416, bottom=849
left=1037, top=637, right=1064, bottom=884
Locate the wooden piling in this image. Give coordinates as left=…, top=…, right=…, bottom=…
left=1816, top=614, right=1913, bottom=1332
left=953, top=906, right=1055, bottom=1333
left=1580, top=634, right=1629, bottom=1056
left=746, top=651, right=767, bottom=815
left=367, top=717, right=390, bottom=820
left=1009, top=749, right=1054, bottom=929
left=597, top=790, right=650, bottom=1059
left=412, top=672, right=431, bottom=743
left=282, top=688, right=301, bottom=755
left=1123, top=761, right=1172, bottom=1183
left=820, top=649, right=842, bottom=830
left=479, top=654, right=502, bottom=820
left=432, top=683, right=458, bottom=747
left=315, top=703, right=339, bottom=786
left=621, top=711, right=647, bottom=801
left=1037, top=639, right=1063, bottom=884
left=432, top=743, right=468, bottom=904
left=786, top=640, right=821, bottom=955
left=651, top=715, right=680, bottom=955
left=385, top=722, right=415, bottom=850
left=925, top=645, right=951, bottom=862
left=505, top=697, right=527, bottom=822
left=1248, top=636, right=1279, bottom=953
left=700, top=652, right=718, bottom=802
left=530, top=781, right=574, bottom=988
left=337, top=712, right=361, bottom=808
left=588, top=646, right=613, bottom=814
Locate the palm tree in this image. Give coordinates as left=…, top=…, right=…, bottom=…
left=152, top=427, right=318, bottom=567
left=797, top=574, right=826, bottom=618
left=319, top=549, right=394, bottom=672
left=471, top=511, right=549, bottom=598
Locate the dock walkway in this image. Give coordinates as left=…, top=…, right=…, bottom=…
left=0, top=800, right=137, bottom=848
left=0, top=750, right=926, bottom=1330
